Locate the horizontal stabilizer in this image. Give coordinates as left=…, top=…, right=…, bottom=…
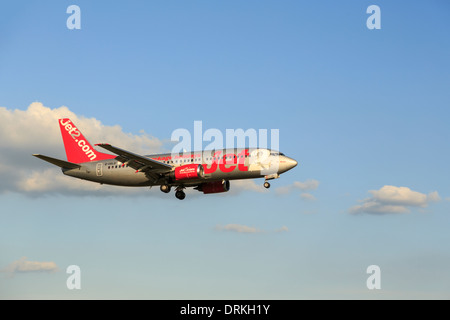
left=33, top=154, right=81, bottom=169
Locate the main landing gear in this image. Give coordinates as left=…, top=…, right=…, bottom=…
left=160, top=184, right=186, bottom=200
left=160, top=184, right=171, bottom=193
left=175, top=188, right=186, bottom=200
left=263, top=181, right=271, bottom=189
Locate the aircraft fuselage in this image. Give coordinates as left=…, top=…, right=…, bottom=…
left=63, top=148, right=297, bottom=187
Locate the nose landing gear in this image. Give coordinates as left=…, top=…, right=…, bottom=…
left=263, top=173, right=279, bottom=189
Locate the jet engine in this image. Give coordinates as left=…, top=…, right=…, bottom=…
left=171, top=164, right=204, bottom=180
left=198, top=180, right=230, bottom=194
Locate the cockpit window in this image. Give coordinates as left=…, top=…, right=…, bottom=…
left=270, top=152, right=285, bottom=156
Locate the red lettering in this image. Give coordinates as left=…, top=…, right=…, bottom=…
left=237, top=149, right=249, bottom=172
left=219, top=153, right=237, bottom=173
left=203, top=151, right=221, bottom=174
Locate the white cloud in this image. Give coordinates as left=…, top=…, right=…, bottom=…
left=300, top=193, right=316, bottom=201
left=216, top=224, right=289, bottom=234
left=293, top=180, right=320, bottom=191
left=276, top=179, right=319, bottom=198
left=275, top=226, right=289, bottom=233
left=350, top=185, right=440, bottom=215
left=427, top=191, right=441, bottom=202
left=229, top=179, right=268, bottom=194
left=2, top=257, right=58, bottom=275
left=0, top=102, right=163, bottom=196
left=216, top=224, right=262, bottom=233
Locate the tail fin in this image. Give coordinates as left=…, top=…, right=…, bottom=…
left=59, top=118, right=116, bottom=163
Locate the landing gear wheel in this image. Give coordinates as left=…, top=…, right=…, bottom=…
left=160, top=184, right=171, bottom=193
left=264, top=181, right=271, bottom=189
left=175, top=190, right=186, bottom=200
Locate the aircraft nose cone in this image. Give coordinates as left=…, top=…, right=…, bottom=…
left=288, top=158, right=298, bottom=169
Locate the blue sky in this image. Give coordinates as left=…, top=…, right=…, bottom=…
left=1, top=1, right=450, bottom=299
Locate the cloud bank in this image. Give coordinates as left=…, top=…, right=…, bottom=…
left=349, top=185, right=440, bottom=215
left=0, top=102, right=161, bottom=196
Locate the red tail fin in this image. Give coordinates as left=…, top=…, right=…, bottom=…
left=59, top=118, right=116, bottom=163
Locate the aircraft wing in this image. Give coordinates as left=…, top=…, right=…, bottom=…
left=95, top=143, right=173, bottom=173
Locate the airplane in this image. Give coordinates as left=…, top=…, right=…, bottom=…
left=33, top=118, right=298, bottom=200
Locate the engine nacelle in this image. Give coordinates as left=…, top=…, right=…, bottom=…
left=173, top=164, right=204, bottom=180
left=200, top=180, right=230, bottom=194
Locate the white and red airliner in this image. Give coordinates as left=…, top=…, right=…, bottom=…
left=33, top=119, right=298, bottom=199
